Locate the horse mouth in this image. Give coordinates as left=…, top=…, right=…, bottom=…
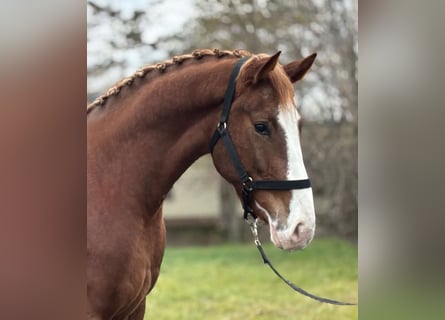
left=253, top=200, right=315, bottom=251
left=269, top=223, right=314, bottom=251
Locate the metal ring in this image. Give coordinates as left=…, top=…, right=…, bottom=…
left=217, top=122, right=227, bottom=133
left=242, top=176, right=254, bottom=192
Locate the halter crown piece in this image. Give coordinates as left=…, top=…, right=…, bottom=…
left=209, top=56, right=356, bottom=306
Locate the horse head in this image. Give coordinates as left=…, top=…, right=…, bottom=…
left=211, top=52, right=317, bottom=250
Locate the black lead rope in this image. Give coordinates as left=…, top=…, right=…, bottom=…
left=246, top=216, right=356, bottom=306
left=210, top=57, right=356, bottom=306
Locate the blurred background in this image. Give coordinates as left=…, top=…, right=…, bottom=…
left=87, top=0, right=358, bottom=246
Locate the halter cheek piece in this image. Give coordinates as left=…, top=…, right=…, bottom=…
left=209, top=57, right=311, bottom=220
left=209, top=57, right=356, bottom=306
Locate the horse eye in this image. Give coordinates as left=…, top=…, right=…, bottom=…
left=254, top=123, right=270, bottom=136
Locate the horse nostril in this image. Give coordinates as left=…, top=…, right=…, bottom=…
left=293, top=222, right=304, bottom=238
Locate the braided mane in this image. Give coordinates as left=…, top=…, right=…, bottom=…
left=87, top=49, right=252, bottom=114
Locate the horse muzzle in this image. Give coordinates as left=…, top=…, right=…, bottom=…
left=269, top=221, right=315, bottom=250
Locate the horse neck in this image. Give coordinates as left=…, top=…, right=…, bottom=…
left=88, top=58, right=236, bottom=214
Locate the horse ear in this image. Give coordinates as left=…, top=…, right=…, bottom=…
left=252, top=51, right=281, bottom=84
left=283, top=53, right=317, bottom=83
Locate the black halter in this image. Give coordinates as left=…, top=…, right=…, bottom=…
left=209, top=57, right=311, bottom=220
left=210, top=57, right=356, bottom=306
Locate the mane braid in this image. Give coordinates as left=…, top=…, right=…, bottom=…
left=87, top=49, right=252, bottom=114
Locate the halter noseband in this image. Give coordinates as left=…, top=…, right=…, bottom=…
left=209, top=57, right=312, bottom=221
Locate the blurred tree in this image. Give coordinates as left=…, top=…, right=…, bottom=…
left=180, top=0, right=357, bottom=123
left=87, top=0, right=191, bottom=97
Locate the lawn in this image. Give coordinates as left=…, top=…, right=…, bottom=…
left=144, top=238, right=357, bottom=319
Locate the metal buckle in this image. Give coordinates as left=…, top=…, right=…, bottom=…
left=242, top=176, right=253, bottom=192
left=217, top=122, right=227, bottom=133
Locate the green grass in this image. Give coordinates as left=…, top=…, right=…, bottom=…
left=144, top=238, right=357, bottom=319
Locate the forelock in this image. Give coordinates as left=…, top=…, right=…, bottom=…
left=240, top=54, right=295, bottom=109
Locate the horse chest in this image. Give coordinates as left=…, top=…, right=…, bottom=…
left=87, top=210, right=165, bottom=319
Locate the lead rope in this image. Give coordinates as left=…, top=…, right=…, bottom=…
left=245, top=214, right=357, bottom=306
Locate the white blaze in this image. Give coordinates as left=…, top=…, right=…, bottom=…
left=271, top=103, right=316, bottom=248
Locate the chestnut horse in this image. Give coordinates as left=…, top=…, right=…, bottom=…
left=87, top=49, right=317, bottom=319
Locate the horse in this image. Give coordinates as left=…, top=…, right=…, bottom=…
left=87, top=49, right=317, bottom=320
